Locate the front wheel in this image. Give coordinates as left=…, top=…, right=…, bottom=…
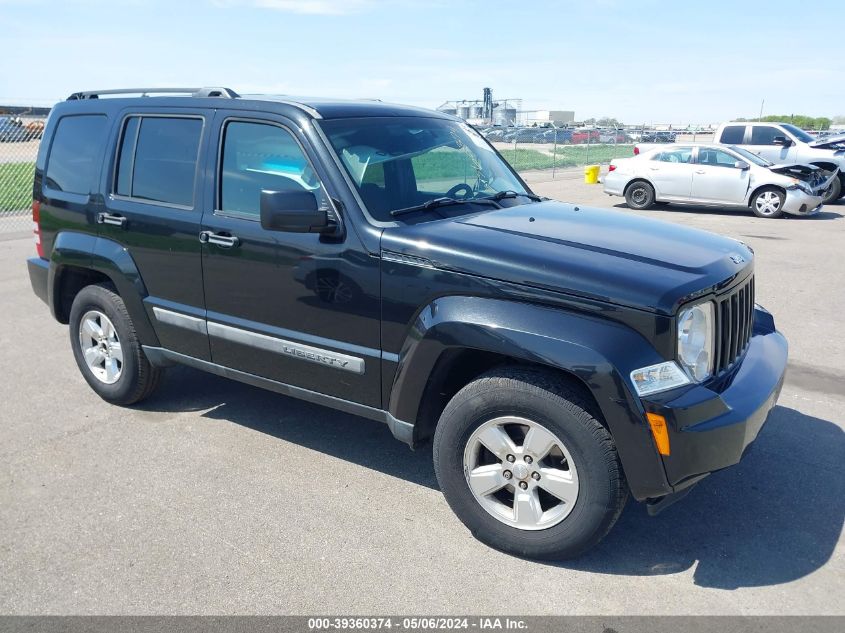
left=751, top=187, right=785, bottom=218
left=821, top=175, right=841, bottom=205
left=433, top=368, right=628, bottom=559
left=624, top=181, right=655, bottom=210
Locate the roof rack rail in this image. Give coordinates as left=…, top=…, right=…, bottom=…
left=66, top=87, right=240, bottom=100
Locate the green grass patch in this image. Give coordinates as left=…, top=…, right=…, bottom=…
left=499, top=144, right=636, bottom=171
left=0, top=162, right=35, bottom=212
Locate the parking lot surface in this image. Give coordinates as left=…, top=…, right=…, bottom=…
left=0, top=179, right=843, bottom=615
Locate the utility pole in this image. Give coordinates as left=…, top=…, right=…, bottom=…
left=758, top=99, right=764, bottom=121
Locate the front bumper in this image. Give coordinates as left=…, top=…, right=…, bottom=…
left=783, top=188, right=823, bottom=215
left=642, top=309, right=788, bottom=490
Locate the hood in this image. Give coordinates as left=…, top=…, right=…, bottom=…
left=769, top=162, right=839, bottom=190
left=809, top=133, right=845, bottom=150
left=380, top=201, right=753, bottom=315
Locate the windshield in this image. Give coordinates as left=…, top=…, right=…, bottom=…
left=320, top=116, right=528, bottom=221
left=781, top=124, right=815, bottom=143
left=730, top=146, right=772, bottom=167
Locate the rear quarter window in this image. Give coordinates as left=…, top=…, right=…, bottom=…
left=719, top=125, right=746, bottom=144
left=44, top=114, right=108, bottom=194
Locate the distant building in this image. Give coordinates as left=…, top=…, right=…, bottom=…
left=521, top=110, right=575, bottom=127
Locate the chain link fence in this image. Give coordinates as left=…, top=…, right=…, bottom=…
left=0, top=112, right=44, bottom=234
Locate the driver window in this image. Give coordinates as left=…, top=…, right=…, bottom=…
left=698, top=148, right=739, bottom=168
left=750, top=126, right=782, bottom=145
left=219, top=120, right=326, bottom=219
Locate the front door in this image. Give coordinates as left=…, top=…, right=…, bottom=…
left=199, top=111, right=382, bottom=407
left=100, top=109, right=211, bottom=360
left=745, top=125, right=797, bottom=163
left=691, top=148, right=751, bottom=204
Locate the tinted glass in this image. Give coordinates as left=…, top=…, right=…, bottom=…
left=129, top=117, right=202, bottom=206
left=220, top=121, right=323, bottom=218
left=719, top=125, right=746, bottom=144
left=45, top=115, right=108, bottom=194
left=115, top=116, right=139, bottom=197
left=750, top=126, right=781, bottom=145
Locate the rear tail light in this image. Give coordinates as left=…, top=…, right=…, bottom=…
left=633, top=146, right=640, bottom=155
left=32, top=200, right=44, bottom=258
left=608, top=164, right=617, bottom=172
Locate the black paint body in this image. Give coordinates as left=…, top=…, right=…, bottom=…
left=27, top=95, right=787, bottom=503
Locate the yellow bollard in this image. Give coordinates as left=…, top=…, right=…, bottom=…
left=584, top=165, right=600, bottom=184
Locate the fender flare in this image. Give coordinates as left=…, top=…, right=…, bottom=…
left=48, top=231, right=159, bottom=346
left=387, top=296, right=672, bottom=500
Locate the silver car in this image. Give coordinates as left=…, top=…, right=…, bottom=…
left=604, top=144, right=834, bottom=218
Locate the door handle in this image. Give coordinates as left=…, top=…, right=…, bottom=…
left=648, top=166, right=659, bottom=171
left=199, top=230, right=240, bottom=248
left=695, top=170, right=706, bottom=174
left=97, top=212, right=127, bottom=228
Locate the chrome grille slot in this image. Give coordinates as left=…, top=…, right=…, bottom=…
left=715, top=275, right=754, bottom=374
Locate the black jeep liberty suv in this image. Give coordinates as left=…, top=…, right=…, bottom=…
left=27, top=87, right=788, bottom=559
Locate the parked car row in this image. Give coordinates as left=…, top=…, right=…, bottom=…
left=478, top=126, right=628, bottom=145
left=0, top=116, right=45, bottom=142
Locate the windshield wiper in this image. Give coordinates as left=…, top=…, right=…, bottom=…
left=480, top=190, right=544, bottom=203
left=390, top=196, right=502, bottom=218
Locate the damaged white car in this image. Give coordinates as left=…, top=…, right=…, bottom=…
left=604, top=144, right=836, bottom=218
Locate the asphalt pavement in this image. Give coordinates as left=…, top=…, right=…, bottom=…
left=0, top=182, right=842, bottom=615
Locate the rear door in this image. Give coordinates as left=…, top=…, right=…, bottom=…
left=99, top=108, right=211, bottom=360
left=644, top=146, right=694, bottom=200
left=691, top=147, right=750, bottom=204
left=198, top=110, right=382, bottom=407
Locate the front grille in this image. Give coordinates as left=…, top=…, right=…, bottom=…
left=713, top=275, right=755, bottom=374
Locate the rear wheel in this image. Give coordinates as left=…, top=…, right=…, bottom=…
left=69, top=284, right=161, bottom=405
left=751, top=187, right=785, bottom=218
left=433, top=367, right=628, bottom=559
left=624, top=181, right=655, bottom=210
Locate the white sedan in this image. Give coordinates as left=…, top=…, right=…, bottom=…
left=603, top=144, right=833, bottom=218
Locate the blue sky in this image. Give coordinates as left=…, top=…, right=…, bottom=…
left=1, top=0, right=843, bottom=123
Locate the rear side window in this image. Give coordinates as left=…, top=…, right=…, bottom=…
left=653, top=147, right=692, bottom=163
left=750, top=126, right=782, bottom=145
left=115, top=116, right=203, bottom=207
left=45, top=115, right=108, bottom=194
left=719, top=125, right=746, bottom=144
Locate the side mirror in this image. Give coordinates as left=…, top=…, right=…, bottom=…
left=772, top=136, right=793, bottom=147
left=734, top=161, right=750, bottom=170
left=260, top=190, right=329, bottom=233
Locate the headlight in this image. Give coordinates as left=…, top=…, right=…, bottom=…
left=677, top=301, right=715, bottom=381
left=787, top=182, right=813, bottom=195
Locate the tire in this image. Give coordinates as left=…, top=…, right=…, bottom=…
left=433, top=367, right=628, bottom=559
left=69, top=284, right=162, bottom=405
left=751, top=187, right=785, bottom=219
left=821, top=175, right=841, bottom=204
left=624, top=181, right=655, bottom=210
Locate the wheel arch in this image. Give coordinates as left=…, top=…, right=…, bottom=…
left=48, top=230, right=159, bottom=346
left=747, top=183, right=785, bottom=207
left=387, top=296, right=673, bottom=500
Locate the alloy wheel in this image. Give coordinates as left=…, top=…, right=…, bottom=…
left=463, top=416, right=579, bottom=530
left=78, top=310, right=123, bottom=384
